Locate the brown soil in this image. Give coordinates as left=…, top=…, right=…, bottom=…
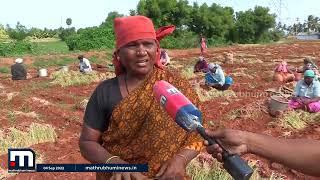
left=0, top=41, right=320, bottom=179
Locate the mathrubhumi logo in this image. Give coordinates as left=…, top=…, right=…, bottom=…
left=8, top=148, right=36, bottom=172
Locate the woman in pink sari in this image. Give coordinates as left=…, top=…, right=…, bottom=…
left=273, top=61, right=295, bottom=82
left=200, top=34, right=207, bottom=56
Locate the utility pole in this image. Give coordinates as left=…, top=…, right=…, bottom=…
left=277, top=0, right=282, bottom=25
left=270, top=0, right=283, bottom=25
left=295, top=18, right=299, bottom=35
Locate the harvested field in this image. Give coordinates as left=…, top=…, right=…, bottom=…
left=1, top=41, right=320, bottom=179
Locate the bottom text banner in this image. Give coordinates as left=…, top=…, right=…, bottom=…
left=36, top=164, right=148, bottom=172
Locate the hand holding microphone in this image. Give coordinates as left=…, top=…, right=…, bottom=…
left=204, top=129, right=250, bottom=162
left=153, top=80, right=253, bottom=180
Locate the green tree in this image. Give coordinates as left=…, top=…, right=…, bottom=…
left=101, top=11, right=124, bottom=27
left=134, top=0, right=278, bottom=45
left=295, top=22, right=304, bottom=33
left=0, top=24, right=9, bottom=40
left=137, top=0, right=191, bottom=29
left=143, top=0, right=161, bottom=26
left=188, top=3, right=234, bottom=41
left=59, top=27, right=76, bottom=41
left=65, top=26, right=115, bottom=51
left=137, top=0, right=148, bottom=16
left=234, top=6, right=276, bottom=43
left=129, top=9, right=137, bottom=16
left=303, top=22, right=308, bottom=32
left=107, top=11, right=123, bottom=22
left=314, top=16, right=320, bottom=32
left=234, top=10, right=256, bottom=43
left=29, top=28, right=44, bottom=38
left=252, top=6, right=276, bottom=41
left=136, top=0, right=236, bottom=46
left=306, top=15, right=320, bottom=32
left=6, top=22, right=29, bottom=41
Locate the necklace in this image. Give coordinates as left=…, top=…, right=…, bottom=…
left=124, top=75, right=130, bottom=95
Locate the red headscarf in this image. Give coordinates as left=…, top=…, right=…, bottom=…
left=112, top=15, right=175, bottom=76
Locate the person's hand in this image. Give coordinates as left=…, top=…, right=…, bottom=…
left=110, top=172, right=149, bottom=180
left=155, top=155, right=187, bottom=180
left=300, top=98, right=311, bottom=105
left=109, top=158, right=150, bottom=180
left=291, top=96, right=300, bottom=101
left=204, top=129, right=249, bottom=162
left=26, top=73, right=32, bottom=79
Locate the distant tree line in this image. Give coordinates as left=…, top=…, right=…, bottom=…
left=1, top=0, right=320, bottom=52
left=65, top=1, right=280, bottom=50
left=0, top=19, right=75, bottom=56
left=134, top=0, right=280, bottom=44
left=278, top=15, right=320, bottom=35
left=65, top=0, right=283, bottom=50
left=0, top=20, right=75, bottom=41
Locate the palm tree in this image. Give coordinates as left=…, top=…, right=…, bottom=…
left=307, top=15, right=317, bottom=32
left=314, top=17, right=319, bottom=32
left=66, top=18, right=72, bottom=28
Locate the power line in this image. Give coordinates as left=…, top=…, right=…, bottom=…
left=268, top=0, right=288, bottom=24
left=279, top=0, right=282, bottom=23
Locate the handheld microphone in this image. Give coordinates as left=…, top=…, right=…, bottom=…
left=153, top=80, right=253, bottom=180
